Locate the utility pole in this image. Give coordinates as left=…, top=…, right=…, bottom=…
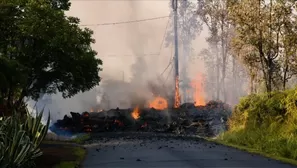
left=172, top=0, right=180, bottom=108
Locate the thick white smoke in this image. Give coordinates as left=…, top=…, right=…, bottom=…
left=29, top=0, right=226, bottom=122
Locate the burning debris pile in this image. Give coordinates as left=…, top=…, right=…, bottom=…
left=50, top=100, right=232, bottom=137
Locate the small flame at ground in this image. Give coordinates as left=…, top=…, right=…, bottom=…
left=191, top=73, right=206, bottom=106
left=141, top=122, right=148, bottom=128
left=174, top=76, right=181, bottom=108
left=89, top=108, right=103, bottom=112
left=131, top=106, right=140, bottom=120
left=149, top=96, right=168, bottom=110
left=114, top=119, right=124, bottom=126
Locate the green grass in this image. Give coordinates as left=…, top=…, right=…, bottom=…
left=216, top=88, right=297, bottom=166
left=54, top=146, right=86, bottom=168
left=43, top=133, right=91, bottom=144
left=208, top=137, right=297, bottom=166
left=54, top=161, right=78, bottom=168
left=42, top=133, right=89, bottom=167
left=71, top=133, right=91, bottom=144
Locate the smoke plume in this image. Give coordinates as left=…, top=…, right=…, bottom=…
left=28, top=0, right=248, bottom=122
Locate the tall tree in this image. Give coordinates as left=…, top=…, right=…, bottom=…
left=276, top=0, right=297, bottom=90
left=197, top=0, right=232, bottom=102
left=0, top=0, right=102, bottom=112
left=228, top=0, right=297, bottom=92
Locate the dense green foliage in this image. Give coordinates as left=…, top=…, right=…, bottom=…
left=0, top=0, right=102, bottom=112
left=0, top=110, right=50, bottom=168
left=219, top=88, right=297, bottom=160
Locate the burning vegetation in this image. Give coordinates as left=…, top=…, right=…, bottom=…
left=149, top=96, right=168, bottom=110
left=174, top=76, right=181, bottom=108
left=131, top=106, right=140, bottom=120
left=191, top=73, right=206, bottom=106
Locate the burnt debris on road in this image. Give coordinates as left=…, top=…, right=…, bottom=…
left=50, top=100, right=231, bottom=137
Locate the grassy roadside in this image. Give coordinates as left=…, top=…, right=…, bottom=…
left=53, top=134, right=91, bottom=167
left=37, top=133, right=90, bottom=168
left=208, top=138, right=297, bottom=166
left=54, top=146, right=86, bottom=168
left=212, top=89, right=297, bottom=166
left=72, top=133, right=91, bottom=144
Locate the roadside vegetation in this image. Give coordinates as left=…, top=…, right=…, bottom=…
left=217, top=88, right=297, bottom=165
left=35, top=140, right=86, bottom=168
left=55, top=147, right=86, bottom=168
left=52, top=146, right=86, bottom=168
left=72, top=134, right=91, bottom=144
left=195, top=0, right=297, bottom=165
left=0, top=110, right=50, bottom=167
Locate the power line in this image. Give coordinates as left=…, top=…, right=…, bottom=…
left=156, top=17, right=170, bottom=57
left=164, top=64, right=173, bottom=84
left=95, top=16, right=170, bottom=60
left=159, top=46, right=173, bottom=79
left=80, top=16, right=169, bottom=27
left=160, top=58, right=173, bottom=76
left=98, top=53, right=160, bottom=57
left=97, top=53, right=198, bottom=58
left=70, top=0, right=153, bottom=2
left=70, top=0, right=118, bottom=2
left=156, top=17, right=172, bottom=79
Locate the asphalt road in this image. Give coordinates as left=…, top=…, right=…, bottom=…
left=82, top=133, right=296, bottom=168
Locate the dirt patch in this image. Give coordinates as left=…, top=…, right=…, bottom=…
left=35, top=142, right=81, bottom=168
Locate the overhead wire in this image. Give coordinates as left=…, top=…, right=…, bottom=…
left=163, top=45, right=174, bottom=84
left=70, top=0, right=129, bottom=2
left=73, top=5, right=173, bottom=80
left=95, top=16, right=169, bottom=58
left=79, top=16, right=169, bottom=27
left=156, top=17, right=170, bottom=57
left=160, top=58, right=173, bottom=77
left=79, top=15, right=171, bottom=59
left=158, top=17, right=173, bottom=78
left=99, top=53, right=160, bottom=57
left=164, top=64, right=173, bottom=84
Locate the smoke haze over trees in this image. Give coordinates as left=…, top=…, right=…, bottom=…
left=20, top=0, right=297, bottom=121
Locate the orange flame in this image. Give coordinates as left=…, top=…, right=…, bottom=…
left=149, top=96, right=168, bottom=110
left=191, top=73, right=206, bottom=106
left=131, top=106, right=140, bottom=120
left=174, top=76, right=181, bottom=108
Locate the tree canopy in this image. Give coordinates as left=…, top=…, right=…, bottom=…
left=194, top=0, right=297, bottom=103
left=0, top=0, right=102, bottom=111
left=228, top=0, right=297, bottom=92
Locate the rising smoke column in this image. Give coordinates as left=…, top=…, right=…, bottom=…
left=127, top=0, right=153, bottom=108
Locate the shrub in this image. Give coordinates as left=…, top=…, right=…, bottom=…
left=219, top=88, right=297, bottom=161
left=0, top=109, right=50, bottom=168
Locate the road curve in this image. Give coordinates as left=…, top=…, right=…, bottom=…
left=82, top=133, right=296, bottom=168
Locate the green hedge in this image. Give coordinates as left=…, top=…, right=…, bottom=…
left=218, top=88, right=297, bottom=160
